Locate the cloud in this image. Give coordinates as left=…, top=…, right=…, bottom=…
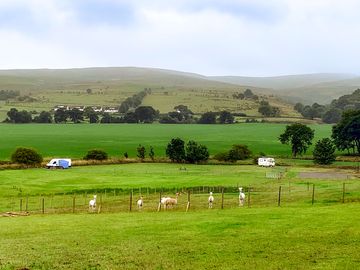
left=0, top=0, right=360, bottom=75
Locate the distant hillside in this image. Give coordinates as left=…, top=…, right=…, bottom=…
left=211, top=73, right=360, bottom=104
left=0, top=67, right=298, bottom=120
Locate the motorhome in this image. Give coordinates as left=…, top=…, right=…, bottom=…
left=258, top=157, right=275, bottom=167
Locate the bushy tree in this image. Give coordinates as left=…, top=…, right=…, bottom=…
left=166, top=138, right=185, bottom=162
left=34, top=111, right=52, bottom=123
left=227, top=144, right=252, bottom=162
left=54, top=108, right=68, bottom=123
left=322, top=108, right=342, bottom=124
left=135, top=106, right=157, bottom=123
left=279, top=123, right=314, bottom=157
left=137, top=144, right=146, bottom=160
left=332, top=110, right=360, bottom=155
left=313, top=138, right=336, bottom=165
left=149, top=146, right=155, bottom=161
left=83, top=149, right=108, bottom=160
left=68, top=108, right=84, bottom=123
left=219, top=111, right=234, bottom=124
left=11, top=147, right=43, bottom=165
left=198, top=112, right=216, bottom=124
left=6, top=108, right=32, bottom=123
left=185, top=140, right=209, bottom=163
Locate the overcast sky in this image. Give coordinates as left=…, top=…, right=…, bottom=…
left=0, top=0, right=360, bottom=76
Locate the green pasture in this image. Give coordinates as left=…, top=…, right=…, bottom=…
left=0, top=123, right=333, bottom=160
left=1, top=205, right=359, bottom=270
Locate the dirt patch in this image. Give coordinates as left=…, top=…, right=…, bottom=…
left=298, top=172, right=349, bottom=179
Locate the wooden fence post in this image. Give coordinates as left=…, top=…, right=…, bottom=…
left=157, top=191, right=162, bottom=212
left=312, top=184, right=315, bottom=205
left=186, top=190, right=191, bottom=212
left=129, top=191, right=132, bottom=212
left=72, top=196, right=76, bottom=213
left=278, top=186, right=282, bottom=207
left=248, top=187, right=251, bottom=208
left=42, top=197, right=45, bottom=214
left=221, top=187, right=224, bottom=209
left=98, top=193, right=102, bottom=214
left=20, top=198, right=23, bottom=212
left=342, top=183, right=346, bottom=203
left=307, top=182, right=310, bottom=191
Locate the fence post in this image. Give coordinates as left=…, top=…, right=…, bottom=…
left=72, top=196, right=76, bottom=213
left=248, top=187, right=251, bottom=208
left=20, top=198, right=23, bottom=212
left=25, top=195, right=28, bottom=212
left=157, top=191, right=162, bottom=212
left=42, top=197, right=45, bottom=214
left=98, top=193, right=102, bottom=214
left=186, top=190, right=191, bottom=212
left=307, top=182, right=310, bottom=191
left=278, top=186, right=282, bottom=207
left=312, top=184, right=315, bottom=205
left=129, top=191, right=132, bottom=212
left=221, top=187, right=224, bottom=209
left=342, top=183, right=346, bottom=203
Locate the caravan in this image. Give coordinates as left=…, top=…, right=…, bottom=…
left=258, top=157, right=275, bottom=167
left=46, top=159, right=72, bottom=169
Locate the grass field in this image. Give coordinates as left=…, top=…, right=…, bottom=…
left=1, top=205, right=359, bottom=269
left=0, top=123, right=333, bottom=160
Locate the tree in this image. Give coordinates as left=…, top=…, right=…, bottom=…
left=6, top=108, right=32, bottom=123
left=322, top=108, right=342, bottom=124
left=313, top=138, right=336, bottom=165
left=83, top=149, right=108, bottom=160
left=227, top=144, right=252, bottom=162
left=34, top=111, right=52, bottom=123
left=198, top=112, right=216, bottom=124
left=185, top=140, right=209, bottom=163
left=11, top=147, right=43, bottom=165
left=279, top=123, right=314, bottom=157
left=100, top=113, right=112, bottom=123
left=137, top=144, right=146, bottom=160
left=68, top=108, right=84, bottom=123
left=149, top=146, right=155, bottom=161
left=134, top=106, right=157, bottom=123
left=166, top=138, right=185, bottom=162
left=123, top=112, right=138, bottom=123
left=258, top=101, right=280, bottom=117
left=54, top=108, right=68, bottom=123
left=86, top=88, right=92, bottom=94
left=332, top=110, right=360, bottom=155
left=219, top=111, right=234, bottom=124
left=294, top=103, right=304, bottom=113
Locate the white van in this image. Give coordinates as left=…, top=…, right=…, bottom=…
left=258, top=157, right=275, bottom=167
left=46, top=159, right=72, bottom=169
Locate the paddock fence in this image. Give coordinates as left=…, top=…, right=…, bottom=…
left=1, top=182, right=360, bottom=215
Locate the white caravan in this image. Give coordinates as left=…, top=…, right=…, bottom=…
left=258, top=157, right=275, bottom=167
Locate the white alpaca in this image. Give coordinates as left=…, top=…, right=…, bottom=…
left=137, top=196, right=143, bottom=210
left=162, top=193, right=179, bottom=209
left=239, top=187, right=245, bottom=206
left=208, top=192, right=214, bottom=208
left=89, top=195, right=97, bottom=211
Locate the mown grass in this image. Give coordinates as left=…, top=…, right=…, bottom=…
left=0, top=205, right=359, bottom=270
left=0, top=123, right=333, bottom=160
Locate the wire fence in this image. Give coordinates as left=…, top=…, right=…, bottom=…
left=1, top=182, right=360, bottom=215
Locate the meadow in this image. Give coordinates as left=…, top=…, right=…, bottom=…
left=0, top=123, right=333, bottom=160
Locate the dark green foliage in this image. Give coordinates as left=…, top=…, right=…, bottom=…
left=122, top=112, right=138, bottom=123
left=218, top=111, right=234, bottom=124
left=149, top=146, right=155, bottom=161
left=313, top=138, right=336, bottom=165
left=137, top=144, right=146, bottom=160
left=34, top=111, right=52, bottom=123
left=119, top=89, right=150, bottom=113
left=68, top=108, right=84, bottom=123
left=294, top=103, right=304, bottom=113
left=322, top=108, right=342, bottom=124
left=83, top=149, right=108, bottom=160
left=11, top=147, right=43, bottom=165
left=332, top=110, right=360, bottom=155
left=6, top=108, right=32, bottom=123
left=134, top=106, right=157, bottom=123
left=198, top=112, right=216, bottom=124
left=185, top=141, right=209, bottom=163
left=124, top=152, right=129, bottom=159
left=213, top=152, right=229, bottom=161
left=227, top=144, right=252, bottom=162
left=279, top=123, right=315, bottom=157
left=166, top=138, right=185, bottom=162
left=258, top=101, right=280, bottom=117
left=0, top=90, right=19, bottom=100
left=54, top=108, right=68, bottom=123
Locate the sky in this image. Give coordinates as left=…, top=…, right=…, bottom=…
left=0, top=0, right=360, bottom=76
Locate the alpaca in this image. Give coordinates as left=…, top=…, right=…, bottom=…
left=89, top=195, right=97, bottom=211
left=163, top=193, right=179, bottom=209
left=208, top=192, right=214, bottom=208
left=137, top=196, right=143, bottom=210
left=239, top=187, right=245, bottom=206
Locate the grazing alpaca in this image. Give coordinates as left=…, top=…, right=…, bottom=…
left=208, top=192, right=214, bottom=208
left=239, top=187, right=245, bottom=206
left=137, top=196, right=143, bottom=210
left=162, top=193, right=179, bottom=209
left=89, top=195, right=97, bottom=211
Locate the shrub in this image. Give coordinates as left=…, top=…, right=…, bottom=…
left=166, top=138, right=185, bottom=162
left=137, top=144, right=146, bottom=160
left=228, top=144, right=252, bottom=162
left=313, top=138, right=336, bottom=165
left=83, top=149, right=108, bottom=160
left=185, top=140, right=209, bottom=163
left=11, top=147, right=43, bottom=165
left=213, top=152, right=229, bottom=161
